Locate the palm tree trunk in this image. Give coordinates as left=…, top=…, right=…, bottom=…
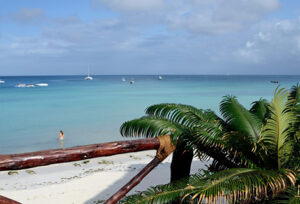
left=170, top=143, right=193, bottom=204
left=170, top=144, right=193, bottom=182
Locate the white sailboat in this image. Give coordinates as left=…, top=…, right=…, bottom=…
left=84, top=66, right=93, bottom=80
left=158, top=75, right=163, bottom=80
left=121, top=77, right=126, bottom=82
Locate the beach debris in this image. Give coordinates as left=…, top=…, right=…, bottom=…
left=7, top=171, right=18, bottom=176
left=73, top=163, right=81, bottom=167
left=25, top=170, right=36, bottom=175
left=146, top=154, right=154, bottom=158
left=82, top=160, right=90, bottom=164
left=98, top=160, right=114, bottom=165
left=129, top=155, right=141, bottom=160
left=94, top=199, right=105, bottom=203
left=83, top=168, right=104, bottom=175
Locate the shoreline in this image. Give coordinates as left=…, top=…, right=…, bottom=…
left=0, top=150, right=210, bottom=204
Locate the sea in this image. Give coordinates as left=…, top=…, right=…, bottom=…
left=0, top=75, right=299, bottom=154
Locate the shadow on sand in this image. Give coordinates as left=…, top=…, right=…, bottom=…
left=84, top=160, right=207, bottom=204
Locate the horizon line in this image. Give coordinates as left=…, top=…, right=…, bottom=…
left=1, top=74, right=300, bottom=77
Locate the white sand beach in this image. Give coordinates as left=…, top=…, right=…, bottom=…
left=0, top=150, right=210, bottom=204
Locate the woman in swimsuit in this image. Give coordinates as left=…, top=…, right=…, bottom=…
left=59, top=130, right=64, bottom=141
left=59, top=130, right=64, bottom=148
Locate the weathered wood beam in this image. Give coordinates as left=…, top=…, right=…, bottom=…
left=105, top=156, right=161, bottom=204
left=105, top=135, right=176, bottom=204
left=0, top=138, right=160, bottom=171
left=0, top=195, right=21, bottom=204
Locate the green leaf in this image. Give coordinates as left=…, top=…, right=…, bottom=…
left=262, top=87, right=295, bottom=169
left=250, top=98, right=270, bottom=123
left=145, top=103, right=207, bottom=128
left=220, top=95, right=262, bottom=142
left=120, top=168, right=296, bottom=204
left=120, top=116, right=187, bottom=143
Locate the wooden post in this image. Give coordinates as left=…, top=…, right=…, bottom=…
left=105, top=157, right=161, bottom=204
left=0, top=138, right=160, bottom=171
left=0, top=195, right=21, bottom=204
left=105, top=135, right=176, bottom=204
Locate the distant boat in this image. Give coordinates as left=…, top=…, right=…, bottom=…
left=130, top=80, right=135, bottom=84
left=36, top=83, right=48, bottom=87
left=0, top=80, right=5, bottom=84
left=270, top=81, right=279, bottom=84
left=26, top=84, right=35, bottom=88
left=84, top=66, right=93, bottom=80
left=158, top=76, right=163, bottom=80
left=121, top=77, right=126, bottom=82
left=16, top=84, right=26, bottom=88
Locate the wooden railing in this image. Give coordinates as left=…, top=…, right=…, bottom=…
left=0, top=136, right=174, bottom=204
left=0, top=138, right=159, bottom=171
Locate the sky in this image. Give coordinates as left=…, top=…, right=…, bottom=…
left=1, top=0, right=300, bottom=75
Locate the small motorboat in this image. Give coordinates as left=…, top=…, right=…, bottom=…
left=158, top=76, right=162, bottom=80
left=36, top=83, right=48, bottom=87
left=16, top=84, right=26, bottom=88
left=130, top=80, right=135, bottom=84
left=121, top=77, right=126, bottom=82
left=26, top=84, right=35, bottom=88
left=270, top=81, right=279, bottom=84
left=0, top=80, right=5, bottom=84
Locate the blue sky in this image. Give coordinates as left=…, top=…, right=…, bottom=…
left=1, top=0, right=300, bottom=75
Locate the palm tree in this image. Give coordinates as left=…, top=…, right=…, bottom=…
left=119, top=85, right=300, bottom=203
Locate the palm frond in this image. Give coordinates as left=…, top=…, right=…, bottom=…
left=222, top=131, right=263, bottom=167
left=220, top=95, right=262, bottom=142
left=121, top=168, right=296, bottom=204
left=261, top=87, right=295, bottom=169
left=250, top=98, right=270, bottom=123
left=288, top=84, right=300, bottom=141
left=145, top=103, right=209, bottom=128
left=120, top=116, right=187, bottom=142
left=270, top=185, right=300, bottom=204
left=288, top=83, right=300, bottom=104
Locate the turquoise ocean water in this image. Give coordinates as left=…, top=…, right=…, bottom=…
left=0, top=75, right=299, bottom=154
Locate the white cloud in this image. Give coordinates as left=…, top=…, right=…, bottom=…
left=94, top=0, right=280, bottom=35
left=3, top=1, right=300, bottom=75
left=237, top=18, right=300, bottom=68
left=275, top=20, right=294, bottom=32
left=95, top=0, right=164, bottom=11
left=9, top=8, right=45, bottom=24
left=246, top=41, right=255, bottom=48
left=257, top=32, right=270, bottom=41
